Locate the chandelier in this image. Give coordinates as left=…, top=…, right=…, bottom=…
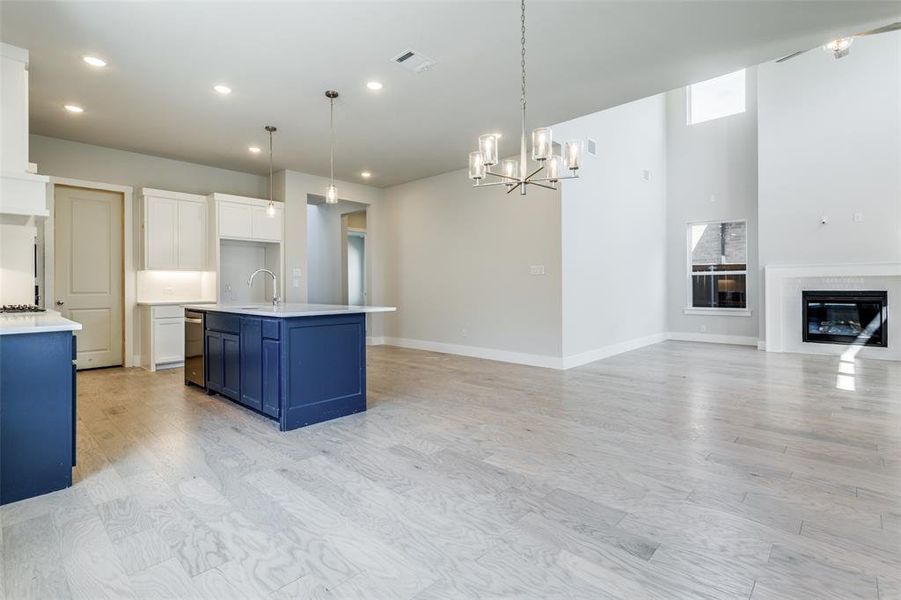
left=468, top=0, right=584, bottom=195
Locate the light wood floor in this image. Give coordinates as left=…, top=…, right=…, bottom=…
left=2, top=341, right=899, bottom=599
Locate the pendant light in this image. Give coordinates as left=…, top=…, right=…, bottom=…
left=325, top=90, right=339, bottom=204
left=265, top=125, right=277, bottom=217
left=467, top=0, right=585, bottom=195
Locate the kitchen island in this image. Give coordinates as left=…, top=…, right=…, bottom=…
left=0, top=311, right=81, bottom=505
left=184, top=303, right=395, bottom=431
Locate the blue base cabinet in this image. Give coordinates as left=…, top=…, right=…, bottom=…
left=1, top=331, right=75, bottom=505
left=200, top=311, right=365, bottom=431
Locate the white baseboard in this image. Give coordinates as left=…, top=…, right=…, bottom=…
left=757, top=341, right=767, bottom=351
left=381, top=336, right=563, bottom=369
left=666, top=331, right=759, bottom=346
left=561, top=333, right=667, bottom=369
left=366, top=336, right=385, bottom=346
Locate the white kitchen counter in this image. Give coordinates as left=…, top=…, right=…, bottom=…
left=0, top=310, right=82, bottom=335
left=184, top=303, right=397, bottom=318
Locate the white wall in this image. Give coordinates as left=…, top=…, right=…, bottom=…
left=758, top=31, right=901, bottom=333
left=276, top=170, right=387, bottom=336
left=30, top=135, right=267, bottom=197
left=555, top=95, right=669, bottom=362
left=0, top=214, right=37, bottom=305
left=665, top=69, right=759, bottom=342
left=381, top=167, right=563, bottom=361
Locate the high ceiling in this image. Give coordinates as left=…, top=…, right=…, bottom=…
left=2, top=1, right=898, bottom=187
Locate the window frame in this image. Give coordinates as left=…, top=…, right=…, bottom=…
left=686, top=68, right=747, bottom=126
left=684, top=219, right=751, bottom=317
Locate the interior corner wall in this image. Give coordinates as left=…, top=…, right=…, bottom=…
left=758, top=31, right=901, bottom=336
left=277, top=170, right=386, bottom=337
left=664, top=68, right=759, bottom=341
left=381, top=167, right=563, bottom=361
left=556, top=94, right=668, bottom=361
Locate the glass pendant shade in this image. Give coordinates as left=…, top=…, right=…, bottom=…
left=478, top=134, right=499, bottom=167
left=326, top=184, right=338, bottom=204
left=501, top=158, right=519, bottom=181
left=531, top=127, right=552, bottom=161
left=546, top=155, right=562, bottom=182
left=564, top=140, right=583, bottom=170
left=469, top=151, right=485, bottom=180
left=266, top=201, right=276, bottom=217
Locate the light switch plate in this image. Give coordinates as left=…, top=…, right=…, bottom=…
left=530, top=265, right=545, bottom=276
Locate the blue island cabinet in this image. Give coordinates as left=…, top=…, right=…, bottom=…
left=202, top=310, right=365, bottom=431
left=1, top=331, right=75, bottom=505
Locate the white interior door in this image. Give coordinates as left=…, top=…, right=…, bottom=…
left=54, top=185, right=124, bottom=369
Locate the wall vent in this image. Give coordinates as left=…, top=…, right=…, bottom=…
left=391, top=49, right=436, bottom=73
left=587, top=137, right=597, bottom=157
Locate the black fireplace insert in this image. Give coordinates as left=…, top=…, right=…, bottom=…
left=802, top=290, right=887, bottom=347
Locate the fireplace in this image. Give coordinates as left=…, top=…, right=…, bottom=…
left=802, top=291, right=887, bottom=347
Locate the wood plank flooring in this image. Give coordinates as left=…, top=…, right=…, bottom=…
left=2, top=341, right=899, bottom=599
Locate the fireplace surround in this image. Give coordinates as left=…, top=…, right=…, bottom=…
left=802, top=290, right=887, bottom=348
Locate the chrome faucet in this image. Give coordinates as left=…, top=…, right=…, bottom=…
left=248, top=268, right=280, bottom=306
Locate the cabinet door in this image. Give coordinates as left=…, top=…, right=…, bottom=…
left=205, top=331, right=223, bottom=393
left=154, top=317, right=184, bottom=364
left=251, top=204, right=283, bottom=242
left=145, top=196, right=178, bottom=269
left=262, top=339, right=280, bottom=418
left=221, top=333, right=241, bottom=401
left=177, top=200, right=207, bottom=269
left=239, top=318, right=263, bottom=412
left=218, top=201, right=253, bottom=239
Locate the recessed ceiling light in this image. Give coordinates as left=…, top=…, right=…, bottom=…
left=248, top=146, right=261, bottom=154
left=82, top=55, right=107, bottom=67
left=64, top=104, right=84, bottom=113
left=366, top=81, right=383, bottom=91
left=213, top=84, right=232, bottom=95
left=360, top=171, right=372, bottom=178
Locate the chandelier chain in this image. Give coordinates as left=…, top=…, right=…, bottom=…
left=520, top=0, right=526, bottom=110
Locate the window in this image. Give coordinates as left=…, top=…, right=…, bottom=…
left=688, top=221, right=747, bottom=310
left=687, top=69, right=746, bottom=125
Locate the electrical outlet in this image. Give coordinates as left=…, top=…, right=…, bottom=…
left=293, top=278, right=300, bottom=288
left=529, top=265, right=545, bottom=276
left=853, top=212, right=864, bottom=223
left=700, top=324, right=707, bottom=333
left=461, top=328, right=468, bottom=338
left=642, top=169, right=650, bottom=181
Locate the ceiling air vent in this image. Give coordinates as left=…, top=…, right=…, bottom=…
left=391, top=49, right=436, bottom=73
left=587, top=137, right=597, bottom=157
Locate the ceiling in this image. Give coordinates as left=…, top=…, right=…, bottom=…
left=2, top=1, right=899, bottom=187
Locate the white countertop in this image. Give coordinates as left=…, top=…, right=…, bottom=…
left=0, top=310, right=82, bottom=336
left=184, top=303, right=397, bottom=318
left=137, top=300, right=216, bottom=306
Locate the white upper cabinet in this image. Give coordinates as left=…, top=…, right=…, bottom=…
left=251, top=204, right=283, bottom=242
left=211, top=193, right=283, bottom=243
left=141, top=189, right=208, bottom=270
left=217, top=200, right=253, bottom=239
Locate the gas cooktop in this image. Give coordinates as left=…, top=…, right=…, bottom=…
left=0, top=305, right=46, bottom=314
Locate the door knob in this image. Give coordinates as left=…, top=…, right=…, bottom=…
left=56, top=300, right=64, bottom=306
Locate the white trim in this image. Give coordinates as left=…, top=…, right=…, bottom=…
left=382, top=336, right=563, bottom=369
left=561, top=333, right=667, bottom=369
left=666, top=331, right=758, bottom=346
left=45, top=177, right=135, bottom=368
left=682, top=307, right=752, bottom=317
left=366, top=335, right=385, bottom=346
left=757, top=341, right=766, bottom=351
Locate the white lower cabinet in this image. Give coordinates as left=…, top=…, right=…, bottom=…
left=140, top=304, right=187, bottom=371
left=154, top=317, right=184, bottom=365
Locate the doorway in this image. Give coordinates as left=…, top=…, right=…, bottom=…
left=53, top=185, right=124, bottom=369
left=346, top=231, right=366, bottom=305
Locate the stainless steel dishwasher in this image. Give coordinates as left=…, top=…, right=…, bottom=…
left=184, top=309, right=205, bottom=388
